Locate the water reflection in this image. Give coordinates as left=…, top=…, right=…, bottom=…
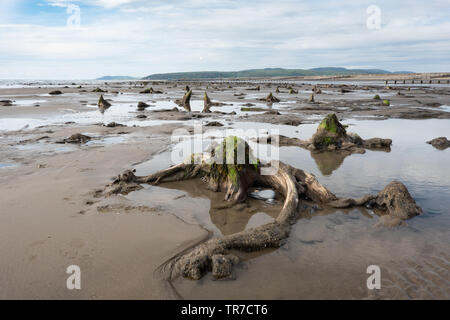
left=309, top=151, right=348, bottom=176
left=126, top=179, right=281, bottom=236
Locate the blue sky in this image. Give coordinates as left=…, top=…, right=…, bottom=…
left=0, top=0, right=449, bottom=79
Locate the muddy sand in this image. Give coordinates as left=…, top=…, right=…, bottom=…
left=0, top=78, right=449, bottom=299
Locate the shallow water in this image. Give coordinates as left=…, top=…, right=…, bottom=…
left=126, top=179, right=281, bottom=236
left=128, top=117, right=450, bottom=299
left=438, top=105, right=450, bottom=112
left=131, top=118, right=450, bottom=230
left=280, top=119, right=450, bottom=230
left=142, top=99, right=286, bottom=115
left=12, top=99, right=47, bottom=107
left=0, top=95, right=279, bottom=132
left=0, top=163, right=17, bottom=169
left=0, top=101, right=181, bottom=131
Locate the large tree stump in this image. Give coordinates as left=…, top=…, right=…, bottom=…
left=104, top=136, right=422, bottom=280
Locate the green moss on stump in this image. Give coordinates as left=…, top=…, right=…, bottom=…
left=382, top=99, right=390, bottom=106
left=318, top=114, right=346, bottom=134
left=312, top=114, right=348, bottom=149
left=210, top=136, right=259, bottom=185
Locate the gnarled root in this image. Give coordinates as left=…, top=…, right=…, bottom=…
left=105, top=159, right=422, bottom=280
left=172, top=221, right=290, bottom=280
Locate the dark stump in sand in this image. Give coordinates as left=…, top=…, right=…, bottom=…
left=258, top=92, right=280, bottom=104
left=202, top=92, right=226, bottom=113
left=140, top=87, right=163, bottom=94
left=204, top=121, right=223, bottom=127
left=427, top=137, right=450, bottom=150
left=312, top=85, right=322, bottom=94
left=175, top=89, right=192, bottom=112
left=308, top=114, right=392, bottom=152
left=105, top=122, right=125, bottom=128
left=98, top=95, right=111, bottom=114
left=102, top=136, right=421, bottom=281
left=137, top=101, right=150, bottom=111
left=0, top=100, right=13, bottom=106
left=257, top=114, right=392, bottom=174
left=56, top=133, right=91, bottom=144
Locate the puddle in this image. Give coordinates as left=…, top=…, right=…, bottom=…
left=126, top=179, right=281, bottom=236
left=0, top=163, right=17, bottom=169
left=0, top=102, right=181, bottom=131
left=15, top=141, right=74, bottom=154
left=85, top=135, right=128, bottom=146
left=12, top=100, right=47, bottom=107
left=438, top=105, right=450, bottom=112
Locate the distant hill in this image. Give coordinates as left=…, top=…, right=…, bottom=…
left=142, top=67, right=414, bottom=80
left=96, top=76, right=138, bottom=80
left=392, top=71, right=415, bottom=74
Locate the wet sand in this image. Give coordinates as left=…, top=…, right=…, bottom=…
left=0, top=78, right=449, bottom=299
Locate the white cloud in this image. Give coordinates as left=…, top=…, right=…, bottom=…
left=0, top=0, right=449, bottom=78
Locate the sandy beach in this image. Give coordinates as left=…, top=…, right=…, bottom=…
left=1, top=77, right=449, bottom=299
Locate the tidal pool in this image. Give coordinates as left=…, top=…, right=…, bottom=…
left=128, top=118, right=450, bottom=299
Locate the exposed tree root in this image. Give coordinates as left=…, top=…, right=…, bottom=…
left=258, top=113, right=392, bottom=155
left=103, top=136, right=422, bottom=281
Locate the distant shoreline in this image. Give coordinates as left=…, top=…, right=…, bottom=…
left=2, top=72, right=450, bottom=83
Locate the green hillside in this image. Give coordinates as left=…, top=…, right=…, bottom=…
left=142, top=67, right=411, bottom=80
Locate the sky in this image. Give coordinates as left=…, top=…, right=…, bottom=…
left=0, top=0, right=449, bottom=79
